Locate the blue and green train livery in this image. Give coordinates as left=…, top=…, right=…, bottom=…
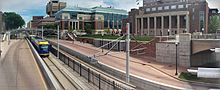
left=29, top=36, right=50, bottom=57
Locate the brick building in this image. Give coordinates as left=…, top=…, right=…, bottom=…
left=127, top=0, right=209, bottom=36
left=27, top=16, right=44, bottom=29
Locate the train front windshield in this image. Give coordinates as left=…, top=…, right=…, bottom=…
left=40, top=45, right=49, bottom=53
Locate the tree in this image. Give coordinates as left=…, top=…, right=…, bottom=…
left=43, top=24, right=57, bottom=29
left=84, top=23, right=93, bottom=34
left=4, top=12, right=25, bottom=30
left=209, top=16, right=220, bottom=33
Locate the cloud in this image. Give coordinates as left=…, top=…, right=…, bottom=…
left=0, top=0, right=219, bottom=24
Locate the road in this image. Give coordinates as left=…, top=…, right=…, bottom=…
left=50, top=40, right=217, bottom=90
left=0, top=40, right=47, bottom=90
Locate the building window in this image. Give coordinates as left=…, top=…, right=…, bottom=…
left=146, top=8, right=150, bottom=12
left=158, top=7, right=163, bottom=11
left=178, top=5, right=184, bottom=9
left=171, top=5, right=176, bottom=9
left=199, top=11, right=205, bottom=32
left=164, top=6, right=169, bottom=10
left=152, top=7, right=156, bottom=11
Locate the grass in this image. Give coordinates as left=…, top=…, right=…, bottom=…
left=179, top=72, right=220, bottom=84
left=179, top=72, right=199, bottom=81
left=79, top=34, right=152, bottom=41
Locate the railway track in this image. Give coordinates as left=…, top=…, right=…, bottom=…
left=43, top=57, right=82, bottom=90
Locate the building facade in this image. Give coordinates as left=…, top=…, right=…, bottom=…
left=27, top=16, right=44, bottom=29
left=46, top=0, right=66, bottom=17
left=54, top=6, right=128, bottom=34
left=27, top=16, right=56, bottom=29
left=0, top=11, right=5, bottom=33
left=128, top=0, right=209, bottom=36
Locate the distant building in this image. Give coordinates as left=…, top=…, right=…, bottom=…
left=209, top=8, right=220, bottom=32
left=54, top=6, right=128, bottom=34
left=27, top=16, right=44, bottom=29
left=209, top=9, right=220, bottom=20
left=27, top=16, right=56, bottom=29
left=46, top=0, right=66, bottom=17
left=0, top=11, right=5, bottom=33
left=128, top=0, right=209, bottom=36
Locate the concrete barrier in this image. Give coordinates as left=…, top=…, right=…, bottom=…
left=26, top=39, right=62, bottom=90
left=49, top=40, right=187, bottom=90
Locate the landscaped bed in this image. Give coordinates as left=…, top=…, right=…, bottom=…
left=79, top=34, right=152, bottom=41
left=179, top=72, right=220, bottom=84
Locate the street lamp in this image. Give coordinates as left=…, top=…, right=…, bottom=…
left=57, top=25, right=60, bottom=59
left=175, top=42, right=179, bottom=76
left=42, top=26, right=44, bottom=39
left=168, top=29, right=170, bottom=36
left=101, top=32, right=104, bottom=53
left=126, top=23, right=130, bottom=83
left=55, top=20, right=60, bottom=59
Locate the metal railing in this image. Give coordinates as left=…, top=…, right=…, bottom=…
left=192, top=34, right=220, bottom=39
left=50, top=46, right=135, bottom=90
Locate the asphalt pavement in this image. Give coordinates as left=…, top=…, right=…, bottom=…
left=0, top=40, right=47, bottom=90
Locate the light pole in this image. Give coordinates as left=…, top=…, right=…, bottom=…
left=126, top=23, right=130, bottom=83
left=42, top=26, right=44, bottom=39
left=57, top=25, right=60, bottom=59
left=175, top=42, right=179, bottom=76
left=101, top=32, right=104, bottom=53
left=168, top=29, right=170, bottom=36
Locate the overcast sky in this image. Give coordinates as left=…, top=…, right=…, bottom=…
left=0, top=0, right=219, bottom=24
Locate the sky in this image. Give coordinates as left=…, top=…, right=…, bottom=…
left=0, top=0, right=219, bottom=24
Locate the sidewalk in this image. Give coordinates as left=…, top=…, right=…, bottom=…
left=0, top=40, right=19, bottom=60
left=50, top=39, right=208, bottom=89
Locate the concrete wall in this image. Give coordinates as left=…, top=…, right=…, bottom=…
left=156, top=42, right=178, bottom=64
left=49, top=40, right=184, bottom=90
left=191, top=50, right=215, bottom=67
left=178, top=34, right=191, bottom=67
left=156, top=33, right=191, bottom=67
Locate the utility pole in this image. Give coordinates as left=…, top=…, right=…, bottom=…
left=57, top=25, right=60, bottom=59
left=42, top=26, right=44, bottom=39
left=126, top=23, right=130, bottom=83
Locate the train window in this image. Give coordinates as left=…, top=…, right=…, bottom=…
left=40, top=45, right=49, bottom=52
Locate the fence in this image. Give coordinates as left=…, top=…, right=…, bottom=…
left=192, top=34, right=220, bottom=39
left=50, top=47, right=133, bottom=90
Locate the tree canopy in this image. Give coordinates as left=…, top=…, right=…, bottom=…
left=4, top=12, right=25, bottom=30
left=209, top=16, right=220, bottom=33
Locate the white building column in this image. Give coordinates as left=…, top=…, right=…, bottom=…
left=71, top=21, right=73, bottom=30
left=75, top=21, right=77, bottom=30
left=117, top=20, right=119, bottom=29
left=154, top=17, right=157, bottom=36
left=186, top=14, right=189, bottom=33
left=177, top=15, right=180, bottom=34
left=77, top=21, right=80, bottom=30
left=169, top=15, right=172, bottom=35
left=161, top=16, right=164, bottom=36
left=141, top=18, right=144, bottom=35
left=147, top=17, right=150, bottom=36
left=135, top=18, right=138, bottom=35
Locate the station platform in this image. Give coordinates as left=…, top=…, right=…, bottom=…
left=0, top=40, right=47, bottom=90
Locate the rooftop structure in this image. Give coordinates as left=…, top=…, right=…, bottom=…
left=46, top=0, right=66, bottom=16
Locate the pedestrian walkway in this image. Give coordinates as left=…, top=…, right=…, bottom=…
left=0, top=40, right=47, bottom=90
